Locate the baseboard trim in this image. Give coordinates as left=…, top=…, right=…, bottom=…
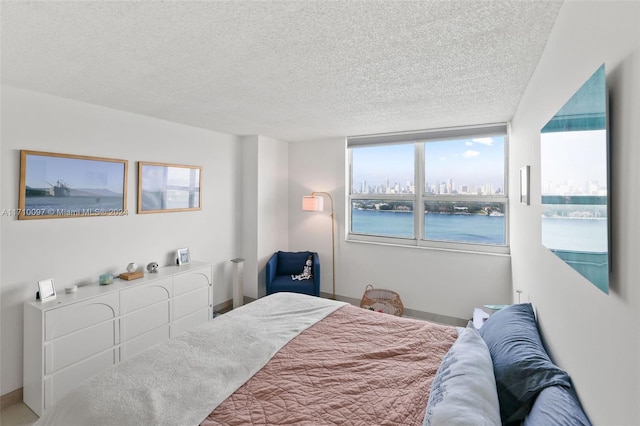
left=212, top=299, right=233, bottom=316
left=212, top=297, right=257, bottom=317
left=320, top=292, right=467, bottom=327
left=1, top=387, right=23, bottom=409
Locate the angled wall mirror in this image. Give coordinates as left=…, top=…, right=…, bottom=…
left=540, top=64, right=609, bottom=293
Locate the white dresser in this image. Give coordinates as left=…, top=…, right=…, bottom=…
left=23, top=262, right=213, bottom=416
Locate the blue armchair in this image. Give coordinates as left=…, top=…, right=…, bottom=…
left=266, top=251, right=320, bottom=297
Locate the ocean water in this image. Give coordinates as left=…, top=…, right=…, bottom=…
left=542, top=217, right=609, bottom=293
left=542, top=217, right=608, bottom=252
left=425, top=212, right=505, bottom=245
left=24, top=196, right=125, bottom=216
left=351, top=209, right=607, bottom=249
left=351, top=209, right=505, bottom=245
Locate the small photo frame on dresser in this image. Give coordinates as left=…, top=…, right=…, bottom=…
left=37, top=278, right=57, bottom=302
left=176, top=248, right=190, bottom=265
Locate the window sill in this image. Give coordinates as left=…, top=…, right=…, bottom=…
left=346, top=234, right=511, bottom=257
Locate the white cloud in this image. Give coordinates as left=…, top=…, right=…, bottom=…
left=462, top=150, right=480, bottom=158
left=472, top=137, right=494, bottom=146
left=465, top=141, right=473, bottom=146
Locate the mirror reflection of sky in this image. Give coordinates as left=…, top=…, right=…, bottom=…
left=352, top=136, right=505, bottom=192
left=541, top=130, right=607, bottom=195
left=26, top=155, right=124, bottom=193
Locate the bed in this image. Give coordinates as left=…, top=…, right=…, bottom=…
left=34, top=292, right=590, bottom=426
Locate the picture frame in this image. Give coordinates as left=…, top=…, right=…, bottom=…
left=138, top=162, right=202, bottom=214
left=19, top=150, right=128, bottom=220
left=177, top=248, right=191, bottom=265
left=38, top=278, right=57, bottom=302
left=520, top=165, right=530, bottom=205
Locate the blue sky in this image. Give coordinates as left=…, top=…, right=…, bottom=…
left=541, top=130, right=607, bottom=195
left=25, top=154, right=125, bottom=193
left=352, top=136, right=505, bottom=191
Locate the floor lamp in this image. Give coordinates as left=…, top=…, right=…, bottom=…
left=302, top=192, right=336, bottom=300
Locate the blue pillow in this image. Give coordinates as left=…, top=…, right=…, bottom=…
left=479, top=303, right=571, bottom=424
left=524, top=385, right=591, bottom=426
left=424, top=322, right=501, bottom=426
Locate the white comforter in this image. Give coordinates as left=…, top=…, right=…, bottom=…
left=35, top=293, right=347, bottom=426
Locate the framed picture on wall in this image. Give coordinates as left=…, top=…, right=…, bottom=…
left=138, top=162, right=202, bottom=214
left=18, top=150, right=128, bottom=220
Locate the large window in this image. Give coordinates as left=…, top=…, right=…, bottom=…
left=348, top=124, right=509, bottom=253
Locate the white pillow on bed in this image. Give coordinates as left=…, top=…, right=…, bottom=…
left=423, top=321, right=501, bottom=426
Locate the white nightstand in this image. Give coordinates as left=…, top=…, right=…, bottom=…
left=473, top=308, right=491, bottom=329
left=473, top=305, right=510, bottom=329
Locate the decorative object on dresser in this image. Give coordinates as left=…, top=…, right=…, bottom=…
left=146, top=261, right=159, bottom=272
left=137, top=162, right=202, bottom=214
left=98, top=273, right=114, bottom=285
left=36, top=278, right=56, bottom=302
left=119, top=262, right=144, bottom=280
left=119, top=271, right=144, bottom=281
left=23, top=261, right=214, bottom=416
left=177, top=247, right=190, bottom=265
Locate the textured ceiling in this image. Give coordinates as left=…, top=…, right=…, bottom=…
left=1, top=1, right=563, bottom=142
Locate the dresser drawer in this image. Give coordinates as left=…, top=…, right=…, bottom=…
left=121, top=324, right=170, bottom=360
left=173, top=286, right=209, bottom=320
left=120, top=278, right=172, bottom=314
left=173, top=266, right=211, bottom=296
left=45, top=293, right=119, bottom=341
left=171, top=308, right=209, bottom=337
left=121, top=301, right=170, bottom=341
left=44, top=349, right=118, bottom=410
left=45, top=320, right=118, bottom=374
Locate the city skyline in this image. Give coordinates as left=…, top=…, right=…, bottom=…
left=352, top=177, right=503, bottom=196
left=352, top=136, right=505, bottom=194
left=542, top=178, right=606, bottom=196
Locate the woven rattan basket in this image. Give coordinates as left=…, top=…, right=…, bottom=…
left=360, top=285, right=404, bottom=317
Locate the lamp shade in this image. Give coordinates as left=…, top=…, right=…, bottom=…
left=302, top=195, right=323, bottom=211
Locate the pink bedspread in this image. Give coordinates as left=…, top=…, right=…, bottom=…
left=201, top=305, right=458, bottom=425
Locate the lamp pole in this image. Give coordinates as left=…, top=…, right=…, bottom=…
left=312, top=192, right=336, bottom=300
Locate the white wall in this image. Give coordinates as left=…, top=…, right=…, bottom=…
left=241, top=135, right=290, bottom=299
left=0, top=86, right=242, bottom=394
left=256, top=136, right=289, bottom=297
left=509, top=2, right=640, bottom=424
left=240, top=136, right=260, bottom=299
left=288, top=138, right=513, bottom=320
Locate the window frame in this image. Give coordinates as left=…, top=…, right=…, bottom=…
left=347, top=124, right=510, bottom=255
